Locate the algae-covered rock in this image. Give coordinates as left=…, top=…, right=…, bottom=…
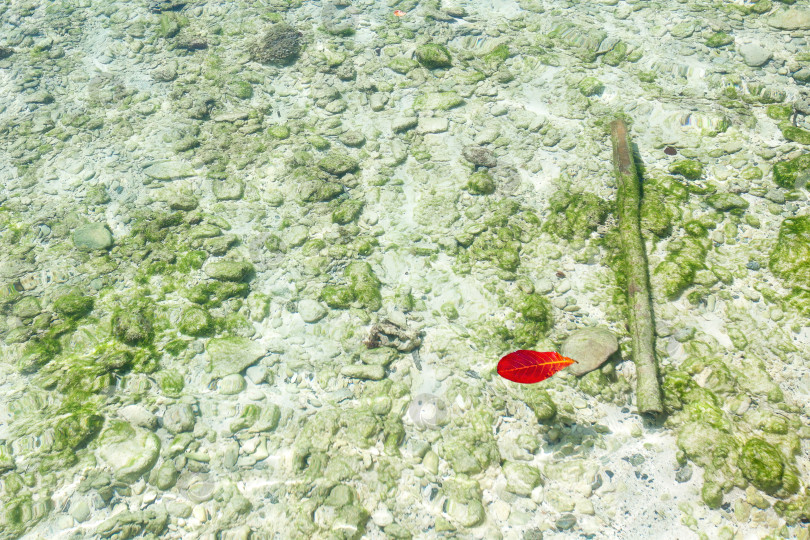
left=772, top=153, right=810, bottom=189
left=98, top=421, right=160, bottom=483
left=706, top=192, right=749, bottom=212
left=204, top=260, right=254, bottom=282
left=206, top=336, right=266, bottom=378
left=653, top=236, right=709, bottom=300
left=73, top=223, right=113, bottom=250
left=518, top=294, right=554, bottom=330
left=578, top=76, right=604, bottom=97
left=739, top=438, right=786, bottom=494
left=670, top=159, right=704, bottom=180
left=443, top=476, right=485, bottom=528
left=415, top=43, right=452, bottom=68
left=543, top=190, right=609, bottom=240
left=344, top=261, right=382, bottom=311
left=465, top=171, right=496, bottom=195
left=413, top=92, right=463, bottom=111
left=332, top=199, right=364, bottom=224
left=249, top=23, right=302, bottom=65
left=143, top=161, right=195, bottom=180
left=769, top=216, right=810, bottom=289
left=178, top=306, right=214, bottom=336
left=321, top=285, right=355, bottom=309
left=521, top=387, right=557, bottom=422
left=318, top=152, right=358, bottom=176
left=112, top=308, right=153, bottom=345
left=54, top=293, right=94, bottom=319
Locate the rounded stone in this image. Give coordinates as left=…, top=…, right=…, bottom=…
left=738, top=43, right=771, bottom=67
left=298, top=299, right=328, bottom=323
left=162, top=403, right=196, bottom=434
left=218, top=374, right=246, bottom=395
left=561, top=326, right=619, bottom=376
left=73, top=223, right=113, bottom=250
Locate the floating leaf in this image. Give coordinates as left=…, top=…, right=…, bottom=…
left=497, top=350, right=576, bottom=384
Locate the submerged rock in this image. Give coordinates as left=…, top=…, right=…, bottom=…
left=73, top=223, right=113, bottom=250
left=561, top=327, right=619, bottom=376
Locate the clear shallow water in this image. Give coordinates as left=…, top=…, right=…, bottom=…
left=1, top=0, right=810, bottom=538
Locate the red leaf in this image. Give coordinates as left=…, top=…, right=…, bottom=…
left=497, top=350, right=576, bottom=384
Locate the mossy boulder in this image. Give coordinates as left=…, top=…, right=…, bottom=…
left=249, top=23, right=302, bottom=65
left=706, top=192, right=749, bottom=212
left=317, top=153, right=358, bottom=176
left=178, top=306, right=214, bottom=337
left=670, top=159, right=704, bottom=180
left=53, top=293, right=94, bottom=319
left=415, top=43, right=452, bottom=68
left=653, top=236, right=709, bottom=300
left=332, top=199, right=364, bottom=224
left=769, top=216, right=810, bottom=289
left=518, top=294, right=554, bottom=330
left=465, top=171, right=496, bottom=195
left=739, top=438, right=788, bottom=494
left=112, top=309, right=154, bottom=345
left=321, top=285, right=355, bottom=309
left=780, top=123, right=810, bottom=145
left=543, top=190, right=610, bottom=240
left=706, top=31, right=734, bottom=48
left=578, top=76, right=604, bottom=97
left=772, top=153, right=810, bottom=189
left=344, top=261, right=382, bottom=311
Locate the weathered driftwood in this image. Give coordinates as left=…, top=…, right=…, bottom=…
left=610, top=119, right=664, bottom=415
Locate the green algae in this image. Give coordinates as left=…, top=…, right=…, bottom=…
left=780, top=123, right=810, bottom=145
left=769, top=216, right=810, bottom=289
left=543, top=190, right=610, bottom=240
left=332, top=198, right=365, bottom=224
left=178, top=306, right=215, bottom=337
left=344, top=261, right=382, bottom=311
left=772, top=153, right=810, bottom=189
left=739, top=438, right=792, bottom=495
left=415, top=43, right=452, bottom=68
left=670, top=159, right=704, bottom=180
left=321, top=285, right=356, bottom=309
left=465, top=171, right=496, bottom=195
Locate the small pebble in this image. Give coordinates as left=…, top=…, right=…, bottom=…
left=556, top=514, right=577, bottom=531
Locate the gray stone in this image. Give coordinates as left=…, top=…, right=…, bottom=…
left=206, top=337, right=266, bottom=377
left=768, top=9, right=810, bottom=30
left=70, top=499, right=92, bottom=522
left=73, top=223, right=113, bottom=250
left=119, top=405, right=158, bottom=431
left=162, top=404, right=196, bottom=434
left=143, top=161, right=195, bottom=180
left=561, top=326, right=619, bottom=376
left=298, top=299, right=328, bottom=323
left=738, top=43, right=771, bottom=67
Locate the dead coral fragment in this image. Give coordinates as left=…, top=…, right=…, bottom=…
left=363, top=319, right=422, bottom=352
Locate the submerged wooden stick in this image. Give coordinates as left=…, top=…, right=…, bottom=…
left=610, top=119, right=664, bottom=415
